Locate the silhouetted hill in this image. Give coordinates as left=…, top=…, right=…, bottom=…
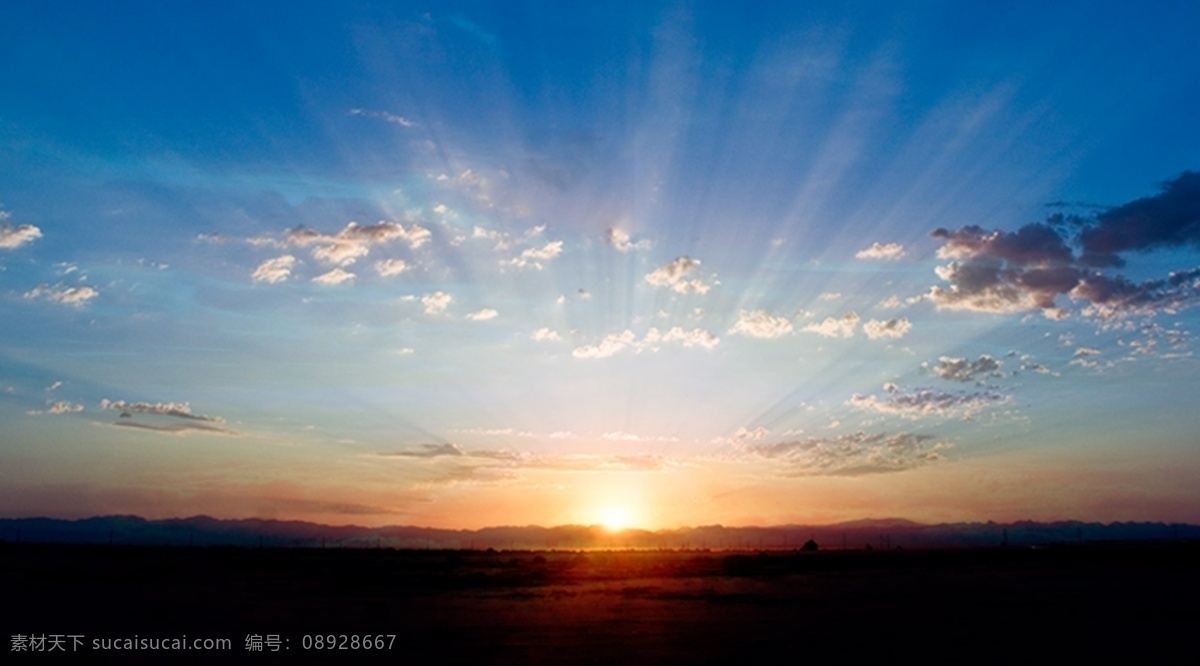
left=1, top=515, right=1197, bottom=550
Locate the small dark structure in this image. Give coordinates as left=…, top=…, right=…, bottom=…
left=801, top=539, right=819, bottom=552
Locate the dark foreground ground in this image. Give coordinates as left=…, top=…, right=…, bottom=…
left=4, top=541, right=1198, bottom=663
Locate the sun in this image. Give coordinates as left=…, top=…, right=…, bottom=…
left=599, top=507, right=631, bottom=532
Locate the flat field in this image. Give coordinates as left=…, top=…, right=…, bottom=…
left=5, top=543, right=1197, bottom=663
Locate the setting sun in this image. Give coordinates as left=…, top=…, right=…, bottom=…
left=600, top=508, right=633, bottom=532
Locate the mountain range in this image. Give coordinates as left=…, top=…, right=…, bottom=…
left=2, top=515, right=1196, bottom=550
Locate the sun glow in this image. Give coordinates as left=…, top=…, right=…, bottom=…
left=600, top=507, right=632, bottom=532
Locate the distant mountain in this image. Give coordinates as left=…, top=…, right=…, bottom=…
left=0, top=515, right=1196, bottom=550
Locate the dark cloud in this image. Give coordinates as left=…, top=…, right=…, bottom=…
left=378, top=443, right=470, bottom=458
left=1079, top=171, right=1200, bottom=267
left=110, top=420, right=233, bottom=436
left=1071, top=267, right=1200, bottom=319
left=928, top=170, right=1200, bottom=320
left=100, top=399, right=223, bottom=423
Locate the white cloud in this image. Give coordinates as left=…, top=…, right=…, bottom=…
left=27, top=400, right=84, bottom=416
left=572, top=330, right=637, bottom=359
left=374, top=258, right=409, bottom=277
left=803, top=312, right=860, bottom=338
left=0, top=218, right=42, bottom=250
left=605, top=227, right=652, bottom=252
left=856, top=242, right=907, bottom=260
left=573, top=327, right=719, bottom=358
left=266, top=221, right=431, bottom=268
left=531, top=327, right=561, bottom=342
left=252, top=255, right=296, bottom=283
left=466, top=308, right=498, bottom=321
left=421, top=291, right=453, bottom=315
left=818, top=292, right=842, bottom=301
left=715, top=426, right=770, bottom=446
left=728, top=310, right=793, bottom=339
left=653, top=326, right=720, bottom=350
left=312, top=268, right=356, bottom=285
left=602, top=431, right=679, bottom=443
left=507, top=241, right=563, bottom=270
left=24, top=284, right=99, bottom=306
left=311, top=242, right=369, bottom=266
left=645, top=256, right=711, bottom=294
left=930, top=355, right=1003, bottom=382
left=472, top=225, right=510, bottom=250
left=348, top=108, right=415, bottom=127
left=863, top=318, right=912, bottom=340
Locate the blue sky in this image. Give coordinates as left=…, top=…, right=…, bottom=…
left=2, top=1, right=1199, bottom=528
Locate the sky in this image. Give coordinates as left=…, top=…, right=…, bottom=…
left=1, top=1, right=1199, bottom=530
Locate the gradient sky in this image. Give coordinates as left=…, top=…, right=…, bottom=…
left=2, top=1, right=1199, bottom=529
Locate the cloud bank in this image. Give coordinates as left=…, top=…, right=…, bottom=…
left=741, top=431, right=949, bottom=476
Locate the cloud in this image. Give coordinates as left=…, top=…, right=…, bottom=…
left=0, top=217, right=42, bottom=250
left=96, top=398, right=234, bottom=435
left=24, top=284, right=99, bottom=306
left=27, top=401, right=83, bottom=416
left=849, top=387, right=1010, bottom=419
left=728, top=310, right=793, bottom=339
left=374, top=445, right=674, bottom=477
left=803, top=312, right=859, bottom=338
left=507, top=241, right=563, bottom=270
left=863, top=318, right=911, bottom=340
left=602, top=431, right=679, bottom=443
left=251, top=255, right=296, bottom=283
left=99, top=399, right=224, bottom=423
left=312, top=267, right=356, bottom=285
left=421, top=291, right=452, bottom=315
left=927, top=223, right=1080, bottom=314
left=374, top=258, right=409, bottom=277
left=348, top=108, right=415, bottom=127
left=930, top=355, right=1003, bottom=382
left=856, top=242, right=906, bottom=260
left=472, top=225, right=510, bottom=250
left=604, top=227, right=652, bottom=252
left=740, top=431, right=949, bottom=476
left=466, top=308, right=498, bottom=321
left=1079, top=171, right=1200, bottom=267
left=572, top=327, right=719, bottom=358
left=928, top=171, right=1200, bottom=320
left=531, top=327, right=561, bottom=342
left=572, top=330, right=637, bottom=359
left=645, top=256, right=712, bottom=294
left=712, top=426, right=771, bottom=446
left=261, top=221, right=431, bottom=269
left=1070, top=267, right=1200, bottom=320
left=381, top=443, right=468, bottom=458
left=646, top=327, right=721, bottom=350
left=109, top=420, right=233, bottom=436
